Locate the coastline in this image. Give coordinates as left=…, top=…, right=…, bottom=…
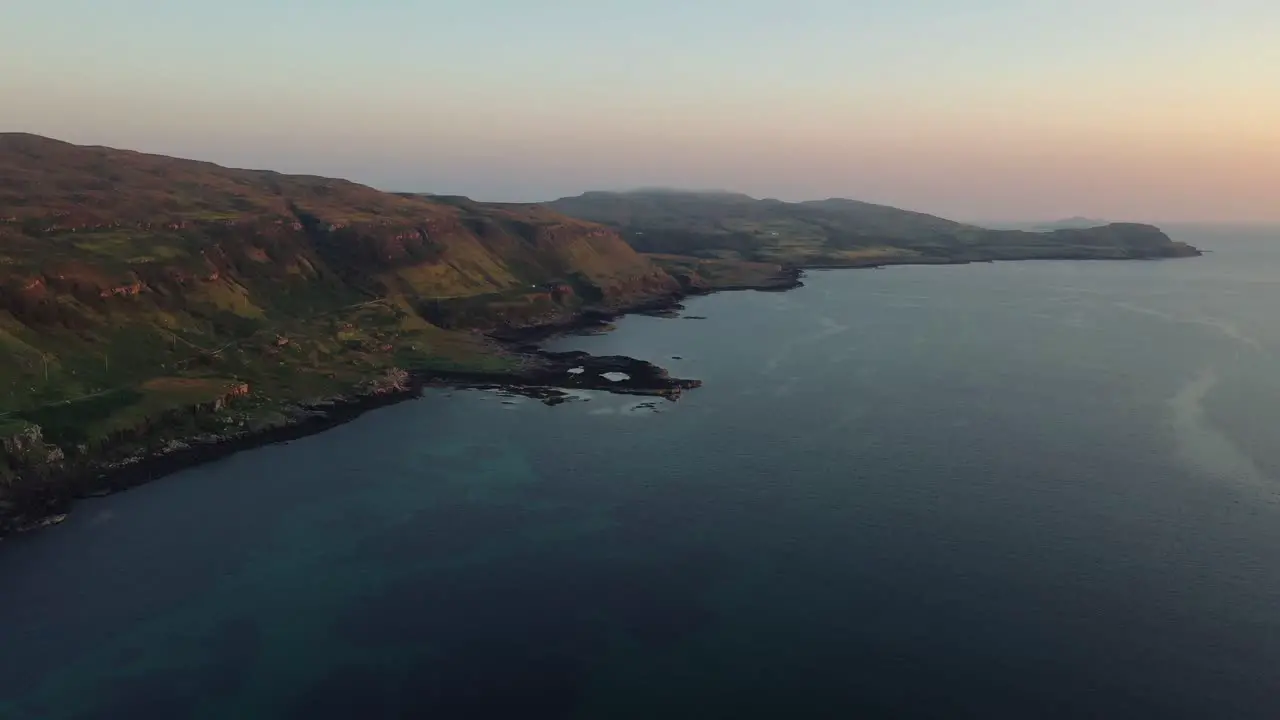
left=0, top=252, right=1193, bottom=538
left=0, top=286, right=722, bottom=539
left=0, top=385, right=425, bottom=537
left=795, top=248, right=1202, bottom=271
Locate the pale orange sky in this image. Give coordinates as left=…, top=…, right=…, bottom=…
left=3, top=0, right=1278, bottom=222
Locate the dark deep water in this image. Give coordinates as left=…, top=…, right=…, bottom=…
left=4, top=226, right=1280, bottom=719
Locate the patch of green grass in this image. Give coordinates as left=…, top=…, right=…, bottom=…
left=188, top=211, right=242, bottom=221
left=12, top=376, right=249, bottom=447
left=400, top=351, right=518, bottom=374
left=0, top=417, right=33, bottom=437
left=18, top=389, right=145, bottom=445
left=69, top=232, right=192, bottom=262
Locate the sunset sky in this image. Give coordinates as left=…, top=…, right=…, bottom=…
left=4, top=0, right=1278, bottom=222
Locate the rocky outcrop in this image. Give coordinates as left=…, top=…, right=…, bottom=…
left=421, top=350, right=701, bottom=401
left=211, top=383, right=251, bottom=410
left=362, top=368, right=412, bottom=395
left=2, top=425, right=64, bottom=471
left=98, top=280, right=145, bottom=298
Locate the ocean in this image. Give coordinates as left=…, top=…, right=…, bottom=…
left=3, top=225, right=1280, bottom=718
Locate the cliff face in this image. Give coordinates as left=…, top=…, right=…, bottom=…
left=0, top=134, right=671, bottom=307
left=0, top=134, right=677, bottom=390
left=0, top=135, right=685, bottom=522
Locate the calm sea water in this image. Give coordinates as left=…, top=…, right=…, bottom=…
left=3, top=226, right=1280, bottom=719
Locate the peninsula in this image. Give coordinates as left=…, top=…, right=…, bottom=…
left=0, top=135, right=1200, bottom=534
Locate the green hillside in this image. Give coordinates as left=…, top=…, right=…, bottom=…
left=547, top=190, right=1201, bottom=266
left=0, top=135, right=680, bottom=495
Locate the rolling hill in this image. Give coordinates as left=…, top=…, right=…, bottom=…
left=547, top=190, right=1200, bottom=267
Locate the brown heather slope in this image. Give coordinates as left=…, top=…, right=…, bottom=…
left=0, top=134, right=689, bottom=526
left=0, top=134, right=676, bottom=299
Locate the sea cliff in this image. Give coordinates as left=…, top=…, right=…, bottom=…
left=0, top=135, right=1200, bottom=536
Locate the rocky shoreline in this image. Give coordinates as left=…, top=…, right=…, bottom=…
left=0, top=290, right=718, bottom=539
left=423, top=350, right=702, bottom=404
left=0, top=378, right=425, bottom=538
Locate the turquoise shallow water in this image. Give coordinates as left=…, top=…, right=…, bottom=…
left=4, top=226, right=1280, bottom=718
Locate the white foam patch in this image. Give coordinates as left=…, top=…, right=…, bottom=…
left=1169, top=367, right=1268, bottom=489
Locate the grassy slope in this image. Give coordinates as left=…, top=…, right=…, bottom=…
left=546, top=190, right=1202, bottom=265
left=0, top=135, right=677, bottom=480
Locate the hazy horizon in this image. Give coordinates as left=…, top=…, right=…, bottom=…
left=5, top=1, right=1278, bottom=223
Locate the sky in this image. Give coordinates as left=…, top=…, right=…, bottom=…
left=3, top=0, right=1278, bottom=222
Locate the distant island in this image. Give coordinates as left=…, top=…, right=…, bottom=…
left=0, top=135, right=1201, bottom=534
